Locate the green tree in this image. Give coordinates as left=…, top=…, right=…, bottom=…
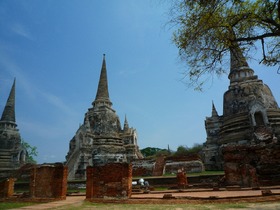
left=188, top=143, right=203, bottom=154
left=168, top=0, right=280, bottom=90
left=140, top=147, right=168, bottom=158
left=174, top=145, right=189, bottom=156
left=22, top=140, right=38, bottom=164
left=174, top=144, right=203, bottom=156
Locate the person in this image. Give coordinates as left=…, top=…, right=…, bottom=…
left=138, top=178, right=144, bottom=187
left=138, top=178, right=149, bottom=190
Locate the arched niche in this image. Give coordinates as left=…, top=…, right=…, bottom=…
left=249, top=101, right=269, bottom=127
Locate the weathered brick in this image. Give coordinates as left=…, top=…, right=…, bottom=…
left=86, top=163, right=132, bottom=199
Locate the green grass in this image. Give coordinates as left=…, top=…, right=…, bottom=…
left=54, top=202, right=249, bottom=210
left=163, top=171, right=224, bottom=177
left=1, top=200, right=279, bottom=210
left=67, top=189, right=86, bottom=193
left=188, top=171, right=224, bottom=176
left=153, top=186, right=169, bottom=191
left=0, top=202, right=36, bottom=210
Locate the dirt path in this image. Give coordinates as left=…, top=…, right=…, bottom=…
left=9, top=196, right=84, bottom=210
left=8, top=188, right=280, bottom=209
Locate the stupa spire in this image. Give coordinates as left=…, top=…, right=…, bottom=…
left=1, top=79, right=16, bottom=124
left=123, top=115, right=129, bottom=131
left=228, top=44, right=255, bottom=83
left=93, top=54, right=112, bottom=107
left=211, top=101, right=219, bottom=117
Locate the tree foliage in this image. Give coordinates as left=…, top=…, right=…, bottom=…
left=22, top=140, right=38, bottom=164
left=174, top=144, right=203, bottom=156
left=140, top=147, right=170, bottom=158
left=169, top=0, right=280, bottom=90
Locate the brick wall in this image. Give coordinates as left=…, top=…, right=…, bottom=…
left=222, top=143, right=280, bottom=187
left=86, top=163, right=132, bottom=199
left=29, top=164, right=67, bottom=199
left=0, top=178, right=15, bottom=198
left=132, top=159, right=154, bottom=176
left=152, top=156, right=165, bottom=176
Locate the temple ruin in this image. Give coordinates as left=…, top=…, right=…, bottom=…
left=65, top=55, right=143, bottom=180
left=0, top=80, right=26, bottom=179
left=203, top=45, right=280, bottom=174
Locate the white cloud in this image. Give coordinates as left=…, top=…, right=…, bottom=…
left=10, top=23, right=34, bottom=40
left=0, top=52, right=79, bottom=117
left=37, top=89, right=77, bottom=117
left=0, top=51, right=36, bottom=99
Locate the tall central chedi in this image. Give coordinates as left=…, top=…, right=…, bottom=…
left=66, top=55, right=143, bottom=180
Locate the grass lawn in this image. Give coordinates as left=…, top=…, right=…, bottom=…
left=163, top=171, right=225, bottom=177
left=53, top=202, right=250, bottom=210
left=0, top=202, right=36, bottom=210
left=1, top=200, right=280, bottom=210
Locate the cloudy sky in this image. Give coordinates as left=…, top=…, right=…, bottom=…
left=0, top=1, right=279, bottom=163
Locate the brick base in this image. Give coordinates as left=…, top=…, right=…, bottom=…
left=30, top=164, right=68, bottom=199
left=0, top=178, right=15, bottom=198
left=86, top=163, right=132, bottom=199
left=222, top=144, right=280, bottom=187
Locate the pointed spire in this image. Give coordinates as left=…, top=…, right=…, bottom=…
left=211, top=101, right=219, bottom=117
left=230, top=45, right=249, bottom=72
left=1, top=79, right=16, bottom=124
left=123, top=115, right=129, bottom=131
left=168, top=144, right=170, bottom=154
left=228, top=44, right=255, bottom=82
left=93, top=54, right=112, bottom=107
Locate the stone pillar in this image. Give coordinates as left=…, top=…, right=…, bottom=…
left=86, top=163, right=132, bottom=199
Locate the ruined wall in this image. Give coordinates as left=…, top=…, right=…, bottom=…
left=164, top=160, right=205, bottom=174
left=0, top=178, right=15, bottom=198
left=132, top=156, right=205, bottom=176
left=222, top=143, right=280, bottom=187
left=86, top=163, right=132, bottom=199
left=29, top=165, right=68, bottom=199
left=164, top=155, right=204, bottom=174
left=152, top=156, right=166, bottom=176
left=132, top=159, right=155, bottom=176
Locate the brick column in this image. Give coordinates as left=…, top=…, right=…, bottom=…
left=29, top=164, right=67, bottom=199
left=0, top=178, right=15, bottom=198
left=53, top=165, right=68, bottom=199
left=86, top=163, right=132, bottom=199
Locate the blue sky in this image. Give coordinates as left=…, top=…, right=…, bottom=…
left=0, top=1, right=279, bottom=164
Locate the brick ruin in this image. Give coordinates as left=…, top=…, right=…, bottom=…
left=0, top=178, right=15, bottom=198
left=0, top=164, right=67, bottom=200
left=222, top=143, right=280, bottom=187
left=202, top=45, right=280, bottom=186
left=132, top=155, right=204, bottom=177
left=86, top=163, right=132, bottom=199
left=29, top=164, right=68, bottom=199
